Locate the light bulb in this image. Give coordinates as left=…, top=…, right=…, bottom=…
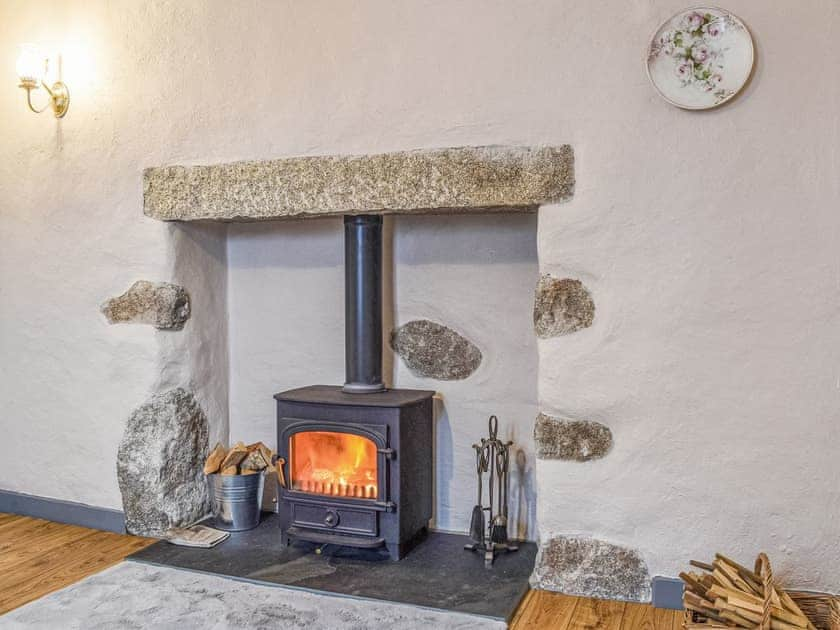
left=16, top=44, right=44, bottom=87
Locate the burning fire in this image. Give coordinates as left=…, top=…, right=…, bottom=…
left=290, top=431, right=378, bottom=499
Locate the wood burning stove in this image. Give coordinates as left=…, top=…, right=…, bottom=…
left=274, top=215, right=435, bottom=560
left=275, top=386, right=433, bottom=560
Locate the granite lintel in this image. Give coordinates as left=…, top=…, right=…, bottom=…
left=143, top=145, right=573, bottom=222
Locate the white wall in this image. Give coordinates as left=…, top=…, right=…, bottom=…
left=0, top=0, right=231, bottom=510
left=1, top=0, right=839, bottom=591
left=227, top=214, right=539, bottom=538
left=535, top=2, right=840, bottom=588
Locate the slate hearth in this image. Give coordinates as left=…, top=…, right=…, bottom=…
left=129, top=513, right=536, bottom=622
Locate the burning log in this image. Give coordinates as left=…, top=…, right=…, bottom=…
left=287, top=431, right=379, bottom=499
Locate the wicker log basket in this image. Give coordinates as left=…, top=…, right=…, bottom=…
left=784, top=592, right=840, bottom=630
left=683, top=553, right=840, bottom=630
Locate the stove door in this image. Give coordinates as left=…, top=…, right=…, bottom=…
left=279, top=420, right=392, bottom=509
left=290, top=429, right=379, bottom=499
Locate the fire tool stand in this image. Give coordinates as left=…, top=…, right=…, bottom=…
left=464, top=415, right=519, bottom=568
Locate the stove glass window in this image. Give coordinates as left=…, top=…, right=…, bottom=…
left=290, top=431, right=378, bottom=499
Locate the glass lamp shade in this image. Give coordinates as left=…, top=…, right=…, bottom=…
left=16, top=44, right=44, bottom=86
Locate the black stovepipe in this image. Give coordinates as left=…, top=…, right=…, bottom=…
left=342, top=215, right=385, bottom=394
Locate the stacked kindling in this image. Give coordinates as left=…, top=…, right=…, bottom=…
left=203, top=441, right=280, bottom=482
left=681, top=553, right=817, bottom=630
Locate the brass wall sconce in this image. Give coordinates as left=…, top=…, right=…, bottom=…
left=16, top=44, right=69, bottom=118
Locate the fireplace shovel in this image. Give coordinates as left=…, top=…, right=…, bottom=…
left=469, top=443, right=485, bottom=544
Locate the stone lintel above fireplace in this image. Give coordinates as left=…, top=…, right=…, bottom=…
left=143, top=145, right=573, bottom=222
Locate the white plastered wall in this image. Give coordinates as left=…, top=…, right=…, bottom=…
left=0, top=0, right=231, bottom=510
left=0, top=0, right=838, bottom=590
left=534, top=2, right=840, bottom=587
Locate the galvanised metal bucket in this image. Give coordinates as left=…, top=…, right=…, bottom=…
left=206, top=472, right=265, bottom=531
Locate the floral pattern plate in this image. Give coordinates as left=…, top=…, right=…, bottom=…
left=647, top=7, right=753, bottom=109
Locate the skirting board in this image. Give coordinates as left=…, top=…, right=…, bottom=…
left=0, top=488, right=125, bottom=533
left=651, top=576, right=684, bottom=610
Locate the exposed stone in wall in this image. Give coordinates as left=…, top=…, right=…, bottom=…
left=533, top=275, right=594, bottom=338
left=534, top=413, right=612, bottom=461
left=390, top=319, right=482, bottom=380
left=117, top=388, right=210, bottom=536
left=531, top=536, right=651, bottom=602
left=101, top=280, right=191, bottom=330
left=144, top=145, right=574, bottom=221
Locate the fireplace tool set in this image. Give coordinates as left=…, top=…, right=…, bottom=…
left=465, top=415, right=519, bottom=568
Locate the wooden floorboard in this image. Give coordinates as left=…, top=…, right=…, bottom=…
left=621, top=601, right=682, bottom=630
left=0, top=513, right=20, bottom=526
left=0, top=513, right=155, bottom=615
left=0, top=513, right=684, bottom=629
left=511, top=590, right=683, bottom=630
left=0, top=515, right=26, bottom=530
left=510, top=589, right=581, bottom=629
left=0, top=521, right=95, bottom=569
left=568, top=596, right=627, bottom=630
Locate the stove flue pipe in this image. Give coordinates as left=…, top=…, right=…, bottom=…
left=343, top=215, right=386, bottom=394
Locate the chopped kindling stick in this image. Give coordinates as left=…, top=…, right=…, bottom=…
left=691, top=560, right=716, bottom=572
left=203, top=442, right=277, bottom=477
left=203, top=443, right=227, bottom=474
left=681, top=553, right=816, bottom=630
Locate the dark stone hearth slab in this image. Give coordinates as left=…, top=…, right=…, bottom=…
left=128, top=513, right=536, bottom=621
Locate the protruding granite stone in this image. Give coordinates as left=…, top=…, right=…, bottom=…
left=143, top=145, right=574, bottom=222
left=390, top=320, right=482, bottom=380
left=534, top=413, right=612, bottom=461
left=101, top=280, right=190, bottom=330
left=533, top=275, right=594, bottom=338
left=531, top=536, right=651, bottom=602
left=117, top=388, right=210, bottom=536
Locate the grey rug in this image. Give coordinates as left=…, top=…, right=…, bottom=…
left=0, top=562, right=505, bottom=629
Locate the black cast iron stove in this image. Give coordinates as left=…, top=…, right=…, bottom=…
left=274, top=216, right=434, bottom=560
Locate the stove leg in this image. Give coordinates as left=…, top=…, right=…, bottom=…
left=385, top=542, right=402, bottom=561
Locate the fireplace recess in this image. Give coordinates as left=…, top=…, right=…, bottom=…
left=274, top=215, right=435, bottom=560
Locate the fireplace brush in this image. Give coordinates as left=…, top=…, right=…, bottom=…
left=464, top=415, right=518, bottom=568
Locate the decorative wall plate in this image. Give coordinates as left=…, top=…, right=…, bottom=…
left=647, top=7, right=754, bottom=109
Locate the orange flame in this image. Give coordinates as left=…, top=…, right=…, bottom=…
left=290, top=431, right=378, bottom=499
